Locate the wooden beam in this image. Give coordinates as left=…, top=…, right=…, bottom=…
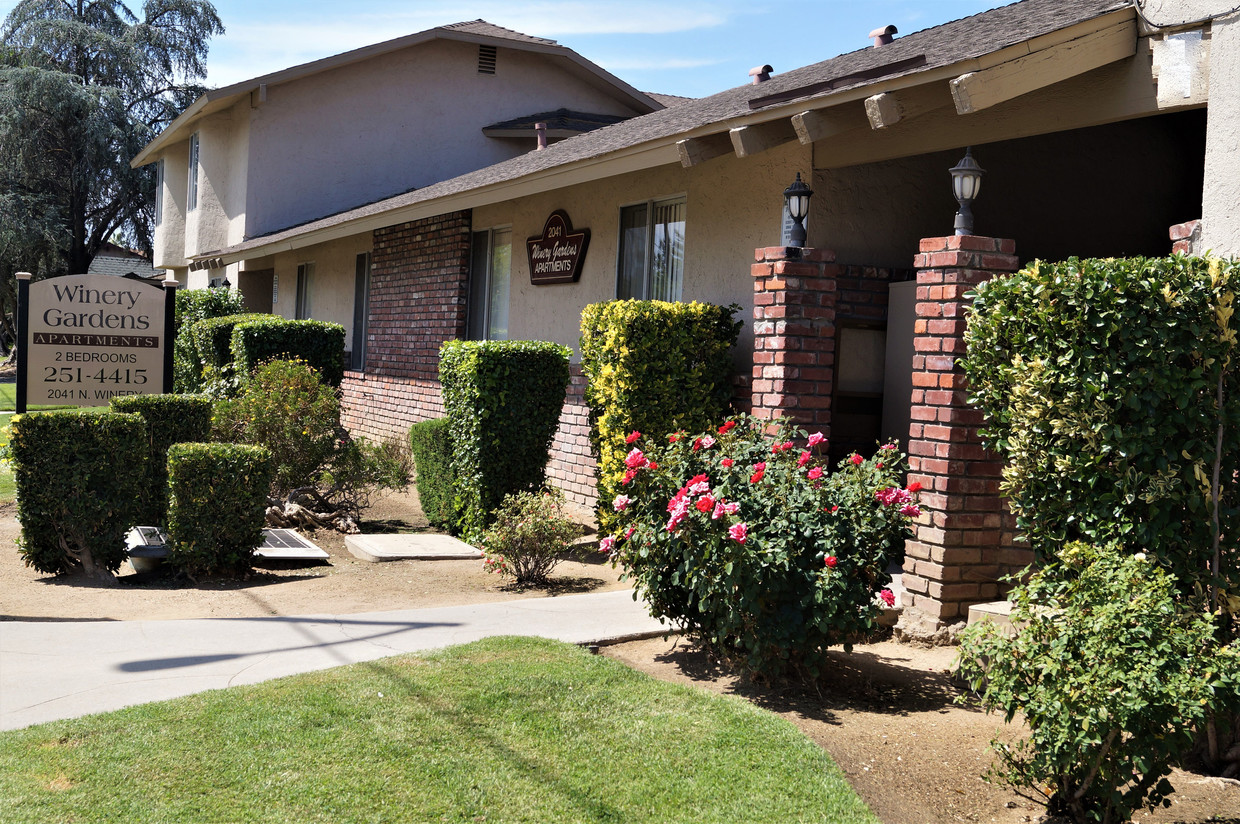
left=951, top=18, right=1137, bottom=114
left=791, top=108, right=858, bottom=144
left=729, top=120, right=799, bottom=158
left=864, top=91, right=943, bottom=129
left=676, top=133, right=734, bottom=168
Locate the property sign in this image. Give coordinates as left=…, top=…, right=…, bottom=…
left=526, top=210, right=589, bottom=285
left=16, top=273, right=175, bottom=410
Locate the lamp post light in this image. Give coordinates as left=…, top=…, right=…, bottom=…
left=949, top=147, right=985, bottom=236
left=784, top=172, right=813, bottom=248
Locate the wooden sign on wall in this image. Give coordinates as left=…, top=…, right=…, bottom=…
left=526, top=210, right=589, bottom=285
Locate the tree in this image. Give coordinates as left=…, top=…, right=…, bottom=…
left=0, top=0, right=223, bottom=343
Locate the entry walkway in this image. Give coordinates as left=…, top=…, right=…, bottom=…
left=0, top=590, right=670, bottom=731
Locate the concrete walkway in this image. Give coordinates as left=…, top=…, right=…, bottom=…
left=0, top=590, right=671, bottom=731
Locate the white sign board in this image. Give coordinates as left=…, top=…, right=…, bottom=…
left=24, top=274, right=168, bottom=407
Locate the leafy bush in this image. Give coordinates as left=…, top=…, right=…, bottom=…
left=111, top=394, right=214, bottom=526
left=480, top=487, right=583, bottom=584
left=605, top=415, right=914, bottom=679
left=580, top=300, right=740, bottom=532
left=9, top=411, right=146, bottom=578
left=324, top=435, right=411, bottom=521
left=963, top=255, right=1240, bottom=603
left=213, top=359, right=342, bottom=497
left=173, top=287, right=246, bottom=393
left=186, top=312, right=269, bottom=396
left=231, top=317, right=346, bottom=388
left=166, top=442, right=272, bottom=578
left=439, top=340, right=571, bottom=542
left=408, top=417, right=458, bottom=530
left=956, top=542, right=1240, bottom=824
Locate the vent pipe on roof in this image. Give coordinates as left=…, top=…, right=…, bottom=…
left=869, top=25, right=897, bottom=47
left=749, top=64, right=773, bottom=84
left=535, top=122, right=548, bottom=150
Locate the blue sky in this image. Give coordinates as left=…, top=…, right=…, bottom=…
left=1, top=0, right=1012, bottom=98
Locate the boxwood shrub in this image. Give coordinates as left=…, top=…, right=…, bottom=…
left=166, top=442, right=272, bottom=577
left=172, top=287, right=246, bottom=393
left=9, top=411, right=146, bottom=578
left=408, top=417, right=458, bottom=531
left=187, top=313, right=268, bottom=391
left=439, top=340, right=571, bottom=542
left=580, top=300, right=740, bottom=531
left=231, top=317, right=346, bottom=387
left=111, top=394, right=214, bottom=526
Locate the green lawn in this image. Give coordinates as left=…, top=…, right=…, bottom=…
left=0, top=637, right=877, bottom=824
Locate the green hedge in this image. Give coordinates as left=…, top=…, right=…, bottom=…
left=580, top=300, right=740, bottom=530
left=408, top=417, right=457, bottom=531
left=439, top=340, right=571, bottom=542
left=963, top=255, right=1240, bottom=598
left=111, top=394, right=215, bottom=527
left=189, top=313, right=267, bottom=382
left=9, top=411, right=146, bottom=577
left=173, top=291, right=250, bottom=393
left=167, top=442, right=272, bottom=577
left=231, top=317, right=346, bottom=387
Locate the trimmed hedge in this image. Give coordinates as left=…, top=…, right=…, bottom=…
left=408, top=417, right=457, bottom=530
left=9, top=411, right=146, bottom=577
left=580, top=299, right=740, bottom=530
left=111, top=394, right=214, bottom=526
left=173, top=288, right=246, bottom=393
left=190, top=313, right=268, bottom=379
left=166, top=442, right=272, bottom=578
left=439, top=340, right=571, bottom=542
left=232, top=317, right=346, bottom=387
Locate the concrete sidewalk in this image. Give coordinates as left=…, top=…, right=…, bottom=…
left=0, top=589, right=671, bottom=731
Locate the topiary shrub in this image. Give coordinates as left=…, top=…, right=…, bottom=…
left=111, top=394, right=214, bottom=526
left=962, top=255, right=1240, bottom=609
left=439, top=340, right=571, bottom=543
left=956, top=542, right=1240, bottom=824
left=173, top=287, right=246, bottom=393
left=9, top=411, right=146, bottom=580
left=408, top=417, right=458, bottom=531
left=480, top=487, right=583, bottom=585
left=604, top=415, right=915, bottom=679
left=188, top=312, right=272, bottom=396
left=580, top=299, right=740, bottom=532
left=166, top=442, right=272, bottom=578
left=231, top=317, right=346, bottom=387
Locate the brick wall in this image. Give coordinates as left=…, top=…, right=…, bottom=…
left=835, top=264, right=910, bottom=323
left=545, top=366, right=598, bottom=515
left=899, top=235, right=1028, bottom=635
left=1171, top=219, right=1201, bottom=255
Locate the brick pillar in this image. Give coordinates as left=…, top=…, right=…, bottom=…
left=1170, top=219, right=1201, bottom=255
left=750, top=246, right=839, bottom=429
left=899, top=235, right=1029, bottom=638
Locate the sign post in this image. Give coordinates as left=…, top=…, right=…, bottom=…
left=17, top=273, right=173, bottom=412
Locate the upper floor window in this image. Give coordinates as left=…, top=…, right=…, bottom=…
left=154, top=159, right=164, bottom=226
left=187, top=133, right=200, bottom=212
left=467, top=227, right=511, bottom=341
left=617, top=196, right=685, bottom=301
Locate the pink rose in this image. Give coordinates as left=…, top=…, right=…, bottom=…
left=899, top=503, right=921, bottom=518
left=626, top=431, right=641, bottom=444
left=797, top=450, right=811, bottom=468
left=624, top=448, right=647, bottom=469
left=599, top=536, right=616, bottom=554
left=807, top=432, right=825, bottom=447
left=879, top=589, right=896, bottom=607
left=807, top=466, right=823, bottom=480
left=612, top=494, right=631, bottom=512
left=728, top=522, right=748, bottom=544
left=699, top=435, right=716, bottom=449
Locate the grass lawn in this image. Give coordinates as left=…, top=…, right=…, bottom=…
left=0, top=637, right=878, bottom=824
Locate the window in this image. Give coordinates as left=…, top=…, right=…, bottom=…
left=187, top=133, right=199, bottom=211
left=467, top=227, right=511, bottom=340
left=295, top=262, right=314, bottom=319
left=351, top=253, right=371, bottom=371
left=617, top=196, right=685, bottom=301
left=154, top=159, right=164, bottom=226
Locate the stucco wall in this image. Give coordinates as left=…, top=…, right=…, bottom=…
left=153, top=138, right=189, bottom=271
left=184, top=109, right=250, bottom=260
left=1202, top=12, right=1240, bottom=255
left=245, top=39, right=646, bottom=238
left=269, top=234, right=373, bottom=343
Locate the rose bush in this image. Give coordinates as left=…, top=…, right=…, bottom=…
left=603, top=415, right=916, bottom=679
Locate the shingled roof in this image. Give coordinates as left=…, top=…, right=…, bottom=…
left=201, top=0, right=1132, bottom=263
left=440, top=19, right=558, bottom=46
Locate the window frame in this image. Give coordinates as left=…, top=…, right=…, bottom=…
left=466, top=226, right=512, bottom=341
left=350, top=252, right=371, bottom=371
left=295, top=261, right=315, bottom=320
left=187, top=133, right=199, bottom=212
left=615, top=194, right=687, bottom=302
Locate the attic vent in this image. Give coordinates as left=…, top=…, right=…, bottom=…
left=478, top=45, right=497, bottom=74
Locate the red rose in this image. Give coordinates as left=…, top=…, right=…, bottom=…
left=908, top=481, right=923, bottom=493
left=824, top=555, right=838, bottom=568
left=850, top=454, right=863, bottom=466
left=625, top=430, right=641, bottom=444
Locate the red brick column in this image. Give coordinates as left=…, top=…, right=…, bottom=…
left=1170, top=219, right=1201, bottom=255
left=750, top=246, right=839, bottom=429
left=900, top=235, right=1029, bottom=637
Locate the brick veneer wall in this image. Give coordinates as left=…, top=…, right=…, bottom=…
left=899, top=235, right=1029, bottom=635
left=1171, top=219, right=1202, bottom=255
left=835, top=264, right=911, bottom=323
left=545, top=366, right=597, bottom=515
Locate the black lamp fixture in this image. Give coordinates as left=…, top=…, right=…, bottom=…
left=949, top=147, right=985, bottom=236
left=783, top=173, right=813, bottom=248
left=221, top=274, right=231, bottom=289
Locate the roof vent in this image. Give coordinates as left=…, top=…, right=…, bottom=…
left=748, top=64, right=773, bottom=84
left=478, top=44, right=497, bottom=74
left=869, top=25, right=897, bottom=47
left=535, top=122, right=548, bottom=150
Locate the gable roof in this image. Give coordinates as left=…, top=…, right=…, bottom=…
left=197, top=0, right=1136, bottom=264
left=132, top=19, right=662, bottom=168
